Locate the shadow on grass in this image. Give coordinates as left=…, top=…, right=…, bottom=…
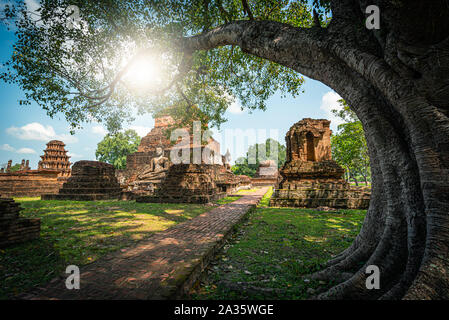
left=1, top=199, right=210, bottom=299
left=190, top=207, right=366, bottom=300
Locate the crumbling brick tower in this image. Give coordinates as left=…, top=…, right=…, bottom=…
left=270, top=118, right=370, bottom=209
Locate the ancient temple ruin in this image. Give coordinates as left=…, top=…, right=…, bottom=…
left=118, top=114, right=248, bottom=201
left=251, top=160, right=279, bottom=186
left=38, top=140, right=72, bottom=177
left=42, top=161, right=122, bottom=201
left=0, top=140, right=72, bottom=197
left=0, top=198, right=40, bottom=247
left=270, top=118, right=370, bottom=209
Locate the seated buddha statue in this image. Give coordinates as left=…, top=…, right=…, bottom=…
left=137, top=147, right=170, bottom=181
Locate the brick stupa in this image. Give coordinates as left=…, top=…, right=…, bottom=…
left=270, top=118, right=370, bottom=209
left=42, top=161, right=122, bottom=201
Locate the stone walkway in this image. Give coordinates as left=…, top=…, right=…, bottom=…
left=24, top=187, right=268, bottom=300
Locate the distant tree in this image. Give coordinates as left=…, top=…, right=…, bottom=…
left=95, top=130, right=140, bottom=170
left=231, top=157, right=257, bottom=177
left=247, top=138, right=286, bottom=169
left=231, top=138, right=286, bottom=177
left=331, top=99, right=370, bottom=185
left=9, top=163, right=21, bottom=172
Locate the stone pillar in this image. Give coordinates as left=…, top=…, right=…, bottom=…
left=6, top=160, right=12, bottom=173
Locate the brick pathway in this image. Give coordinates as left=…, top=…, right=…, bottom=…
left=24, top=187, right=268, bottom=300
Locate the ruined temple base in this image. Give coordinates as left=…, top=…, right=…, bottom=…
left=136, top=164, right=228, bottom=204
left=137, top=193, right=226, bottom=204
left=42, top=161, right=122, bottom=201
left=0, top=198, right=40, bottom=247
left=251, top=177, right=279, bottom=187
left=270, top=179, right=371, bottom=209
left=0, top=171, right=66, bottom=198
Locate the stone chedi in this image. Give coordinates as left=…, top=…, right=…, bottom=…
left=270, top=118, right=370, bottom=209
left=0, top=140, right=72, bottom=197
left=251, top=160, right=279, bottom=186
left=42, top=161, right=121, bottom=201
left=0, top=198, right=40, bottom=247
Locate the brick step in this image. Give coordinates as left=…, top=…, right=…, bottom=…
left=58, top=188, right=122, bottom=194
left=270, top=197, right=370, bottom=209
left=274, top=190, right=370, bottom=198
left=42, top=193, right=121, bottom=201
left=137, top=193, right=226, bottom=204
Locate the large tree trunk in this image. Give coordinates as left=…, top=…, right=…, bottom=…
left=182, top=0, right=449, bottom=299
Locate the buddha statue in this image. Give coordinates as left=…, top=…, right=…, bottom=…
left=130, top=147, right=171, bottom=193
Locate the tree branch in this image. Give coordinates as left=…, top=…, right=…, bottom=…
left=241, top=0, right=254, bottom=20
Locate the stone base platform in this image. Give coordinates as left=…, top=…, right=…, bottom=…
left=0, top=171, right=65, bottom=198
left=138, top=164, right=231, bottom=204
left=137, top=192, right=226, bottom=204
left=270, top=183, right=370, bottom=209
left=42, top=193, right=121, bottom=201
left=251, top=177, right=278, bottom=186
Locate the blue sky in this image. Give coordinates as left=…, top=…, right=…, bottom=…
left=0, top=9, right=343, bottom=168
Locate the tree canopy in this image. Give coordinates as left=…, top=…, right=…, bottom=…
left=231, top=138, right=286, bottom=177
left=95, top=129, right=140, bottom=169
left=0, top=0, right=325, bottom=132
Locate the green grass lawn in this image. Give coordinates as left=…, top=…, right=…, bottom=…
left=235, top=188, right=260, bottom=195
left=190, top=192, right=366, bottom=300
left=215, top=195, right=242, bottom=205
left=0, top=198, right=215, bottom=299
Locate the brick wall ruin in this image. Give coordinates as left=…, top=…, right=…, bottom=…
left=0, top=198, right=40, bottom=247
left=270, top=118, right=370, bottom=209
left=0, top=140, right=71, bottom=197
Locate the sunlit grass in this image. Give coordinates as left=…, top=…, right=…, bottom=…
left=235, top=188, right=260, bottom=195
left=0, top=199, right=210, bottom=299
left=191, top=188, right=366, bottom=300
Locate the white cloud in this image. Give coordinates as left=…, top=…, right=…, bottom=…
left=17, top=148, right=36, bottom=154
left=129, top=125, right=151, bottom=137
left=1, top=144, right=15, bottom=152
left=92, top=125, right=108, bottom=136
left=320, top=91, right=344, bottom=132
left=228, top=99, right=244, bottom=114
left=0, top=144, right=35, bottom=154
left=6, top=122, right=78, bottom=143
